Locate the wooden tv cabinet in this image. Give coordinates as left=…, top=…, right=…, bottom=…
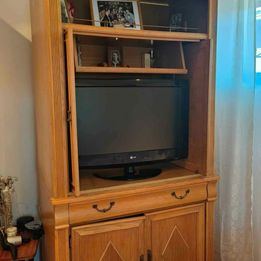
left=30, top=0, right=218, bottom=260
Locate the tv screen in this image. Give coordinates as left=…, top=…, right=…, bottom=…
left=75, top=76, right=189, bottom=169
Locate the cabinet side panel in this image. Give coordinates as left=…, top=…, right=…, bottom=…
left=30, top=0, right=69, bottom=259
left=206, top=0, right=217, bottom=176
left=30, top=0, right=55, bottom=260
left=31, top=0, right=69, bottom=199
left=182, top=40, right=210, bottom=175
left=48, top=0, right=70, bottom=195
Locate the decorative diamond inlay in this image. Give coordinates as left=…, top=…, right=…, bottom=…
left=162, top=226, right=190, bottom=261
left=100, top=241, right=124, bottom=261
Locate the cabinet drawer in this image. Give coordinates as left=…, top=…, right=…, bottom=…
left=69, top=184, right=207, bottom=224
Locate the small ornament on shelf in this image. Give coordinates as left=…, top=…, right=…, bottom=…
left=150, top=40, right=155, bottom=68
left=0, top=228, right=17, bottom=259
left=143, top=53, right=151, bottom=68
left=66, top=0, right=75, bottom=23
left=61, top=0, right=75, bottom=23
left=169, top=13, right=183, bottom=32
left=0, top=176, right=17, bottom=230
left=108, top=47, right=122, bottom=67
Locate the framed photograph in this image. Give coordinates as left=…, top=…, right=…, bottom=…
left=108, top=47, right=122, bottom=67
left=91, top=0, right=141, bottom=29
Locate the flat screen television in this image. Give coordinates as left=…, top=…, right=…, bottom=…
left=75, top=75, right=189, bottom=180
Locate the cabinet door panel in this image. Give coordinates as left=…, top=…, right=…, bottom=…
left=65, top=28, right=80, bottom=196
left=146, top=204, right=205, bottom=261
left=72, top=217, right=145, bottom=261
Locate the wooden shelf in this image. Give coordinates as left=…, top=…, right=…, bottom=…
left=79, top=164, right=202, bottom=194
left=65, top=24, right=195, bottom=75
left=76, top=66, right=188, bottom=74
left=63, top=23, right=208, bottom=42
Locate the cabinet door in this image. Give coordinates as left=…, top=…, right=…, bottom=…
left=71, top=217, right=145, bottom=261
left=146, top=204, right=205, bottom=261
left=65, top=28, right=80, bottom=196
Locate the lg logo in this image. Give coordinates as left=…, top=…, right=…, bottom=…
left=130, top=155, right=137, bottom=160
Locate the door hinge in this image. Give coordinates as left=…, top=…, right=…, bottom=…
left=147, top=249, right=152, bottom=261
left=67, top=109, right=72, bottom=123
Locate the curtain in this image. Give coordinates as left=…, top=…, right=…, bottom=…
left=253, top=78, right=261, bottom=261
left=215, top=0, right=256, bottom=260
left=253, top=4, right=261, bottom=260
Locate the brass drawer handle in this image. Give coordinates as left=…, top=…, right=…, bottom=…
left=92, top=202, right=115, bottom=213
left=171, top=189, right=190, bottom=199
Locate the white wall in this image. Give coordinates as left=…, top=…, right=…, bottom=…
left=0, top=0, right=31, bottom=41
left=0, top=0, right=38, bottom=221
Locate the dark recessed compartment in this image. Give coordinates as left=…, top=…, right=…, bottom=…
left=140, top=0, right=208, bottom=33
left=66, top=0, right=209, bottom=34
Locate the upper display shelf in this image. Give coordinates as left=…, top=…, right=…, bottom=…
left=61, top=0, right=210, bottom=38
left=63, top=23, right=208, bottom=42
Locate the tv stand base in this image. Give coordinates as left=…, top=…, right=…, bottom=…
left=94, top=166, right=161, bottom=180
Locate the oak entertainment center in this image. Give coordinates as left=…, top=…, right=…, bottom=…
left=30, top=0, right=218, bottom=260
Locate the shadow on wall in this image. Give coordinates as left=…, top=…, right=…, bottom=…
left=0, top=18, right=38, bottom=220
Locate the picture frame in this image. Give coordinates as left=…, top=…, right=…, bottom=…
left=108, top=47, right=122, bottom=67
left=139, top=1, right=170, bottom=31
left=90, top=0, right=141, bottom=29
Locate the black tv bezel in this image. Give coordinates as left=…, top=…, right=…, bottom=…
left=78, top=148, right=188, bottom=169
left=75, top=74, right=189, bottom=171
